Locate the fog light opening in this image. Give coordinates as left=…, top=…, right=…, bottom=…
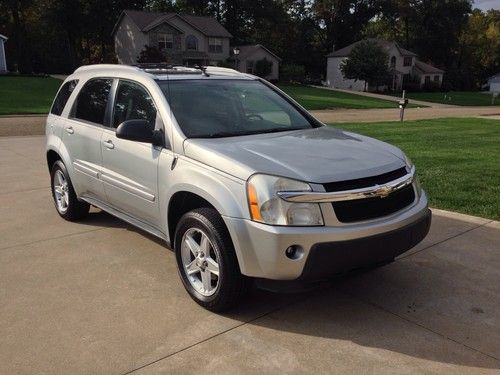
left=285, top=245, right=304, bottom=260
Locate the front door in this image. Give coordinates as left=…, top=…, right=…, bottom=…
left=100, top=79, right=161, bottom=226
left=63, top=78, right=113, bottom=202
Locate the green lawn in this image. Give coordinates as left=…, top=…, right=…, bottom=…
left=330, top=118, right=500, bottom=220
left=0, top=76, right=62, bottom=115
left=278, top=84, right=407, bottom=110
left=407, top=91, right=499, bottom=106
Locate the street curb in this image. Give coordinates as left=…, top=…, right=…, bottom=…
left=431, top=208, right=498, bottom=226
left=0, top=114, right=47, bottom=118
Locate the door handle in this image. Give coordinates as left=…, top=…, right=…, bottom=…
left=65, top=126, right=74, bottom=134
left=103, top=140, right=114, bottom=149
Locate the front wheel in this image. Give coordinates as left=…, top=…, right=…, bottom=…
left=174, top=208, right=249, bottom=312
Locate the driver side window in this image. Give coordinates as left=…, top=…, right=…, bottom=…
left=113, top=80, right=157, bottom=129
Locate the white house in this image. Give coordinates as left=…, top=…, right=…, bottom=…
left=0, top=34, right=7, bottom=73
left=487, top=73, right=500, bottom=93
left=231, top=44, right=281, bottom=81
left=326, top=38, right=444, bottom=92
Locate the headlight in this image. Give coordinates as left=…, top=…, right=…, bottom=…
left=246, top=174, right=324, bottom=226
left=403, top=154, right=414, bottom=170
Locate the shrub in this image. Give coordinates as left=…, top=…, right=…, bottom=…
left=254, top=58, right=273, bottom=78
left=423, top=80, right=442, bottom=92
left=137, top=45, right=165, bottom=63
left=281, top=64, right=306, bottom=83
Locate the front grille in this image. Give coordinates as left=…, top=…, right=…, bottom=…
left=323, top=167, right=407, bottom=192
left=332, top=184, right=416, bottom=223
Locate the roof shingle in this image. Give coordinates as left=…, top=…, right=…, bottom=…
left=120, top=10, right=232, bottom=38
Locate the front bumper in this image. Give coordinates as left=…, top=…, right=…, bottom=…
left=223, top=191, right=430, bottom=280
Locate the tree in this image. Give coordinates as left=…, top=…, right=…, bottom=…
left=458, top=9, right=500, bottom=88
left=340, top=40, right=390, bottom=91
left=254, top=57, right=273, bottom=78
left=312, top=0, right=389, bottom=54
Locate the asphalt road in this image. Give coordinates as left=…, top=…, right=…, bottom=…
left=0, top=136, right=499, bottom=374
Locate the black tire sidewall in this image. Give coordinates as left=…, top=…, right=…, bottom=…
left=174, top=211, right=229, bottom=305
left=50, top=160, right=88, bottom=220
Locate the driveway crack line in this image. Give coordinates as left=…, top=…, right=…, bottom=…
left=398, top=220, right=493, bottom=260
left=121, top=297, right=310, bottom=374
left=0, top=227, right=109, bottom=252
left=341, top=290, right=500, bottom=363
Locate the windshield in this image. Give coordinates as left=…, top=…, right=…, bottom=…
left=158, top=79, right=316, bottom=138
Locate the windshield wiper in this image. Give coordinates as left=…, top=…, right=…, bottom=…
left=254, top=127, right=307, bottom=134
left=194, top=127, right=307, bottom=139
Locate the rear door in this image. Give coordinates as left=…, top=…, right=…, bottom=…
left=100, top=79, right=161, bottom=226
left=63, top=78, right=112, bottom=202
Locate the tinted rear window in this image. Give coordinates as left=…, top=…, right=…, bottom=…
left=50, top=80, right=78, bottom=116
left=72, top=78, right=112, bottom=125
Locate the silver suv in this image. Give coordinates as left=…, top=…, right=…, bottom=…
left=46, top=64, right=431, bottom=311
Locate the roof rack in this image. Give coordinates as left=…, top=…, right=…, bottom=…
left=134, top=63, right=174, bottom=70
left=133, top=63, right=203, bottom=75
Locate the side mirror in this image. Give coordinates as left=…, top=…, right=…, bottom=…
left=116, top=119, right=154, bottom=143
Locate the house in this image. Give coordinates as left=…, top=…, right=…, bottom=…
left=112, top=10, right=232, bottom=66
left=231, top=44, right=281, bottom=81
left=326, top=38, right=444, bottom=91
left=486, top=73, right=500, bottom=92
left=0, top=34, right=7, bottom=73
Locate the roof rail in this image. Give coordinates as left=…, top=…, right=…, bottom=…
left=134, top=63, right=174, bottom=70
left=74, top=64, right=139, bottom=73
left=204, top=66, right=241, bottom=76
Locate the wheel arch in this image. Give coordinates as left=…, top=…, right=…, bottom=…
left=167, top=190, right=217, bottom=246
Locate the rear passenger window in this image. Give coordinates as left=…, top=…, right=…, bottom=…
left=112, top=80, right=156, bottom=128
left=72, top=78, right=112, bottom=125
left=50, top=80, right=78, bottom=116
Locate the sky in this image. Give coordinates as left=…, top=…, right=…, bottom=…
left=474, top=0, right=500, bottom=10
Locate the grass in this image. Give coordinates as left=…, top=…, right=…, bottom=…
left=0, top=76, right=62, bottom=115
left=0, top=78, right=418, bottom=115
left=277, top=84, right=410, bottom=110
left=329, top=118, right=500, bottom=220
left=406, top=91, right=499, bottom=106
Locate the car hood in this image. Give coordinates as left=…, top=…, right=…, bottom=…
left=183, top=126, right=406, bottom=183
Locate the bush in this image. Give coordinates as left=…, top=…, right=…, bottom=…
left=216, top=60, right=234, bottom=68
left=254, top=58, right=273, bottom=78
left=137, top=45, right=165, bottom=64
left=281, top=64, right=306, bottom=83
left=403, top=75, right=422, bottom=92
left=423, top=80, right=442, bottom=92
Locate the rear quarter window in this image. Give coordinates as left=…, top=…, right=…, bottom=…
left=50, top=80, right=79, bottom=116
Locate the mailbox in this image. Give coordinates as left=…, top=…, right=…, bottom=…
left=399, top=98, right=409, bottom=109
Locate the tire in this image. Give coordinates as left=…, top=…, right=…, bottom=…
left=50, top=160, right=90, bottom=221
left=174, top=208, right=249, bottom=312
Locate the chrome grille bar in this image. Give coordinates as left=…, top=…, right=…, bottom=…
left=277, top=167, right=415, bottom=203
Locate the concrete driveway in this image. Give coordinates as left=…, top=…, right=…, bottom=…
left=0, top=136, right=499, bottom=374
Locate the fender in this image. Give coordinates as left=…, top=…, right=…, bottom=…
left=158, top=153, right=248, bottom=240
left=46, top=138, right=77, bottom=189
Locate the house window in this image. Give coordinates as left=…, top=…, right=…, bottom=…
left=186, top=35, right=198, bottom=51
left=158, top=33, right=173, bottom=51
left=246, top=60, right=254, bottom=74
left=434, top=75, right=440, bottom=82
left=403, top=56, right=412, bottom=67
left=390, top=56, right=396, bottom=68
left=208, top=37, right=223, bottom=53
left=425, top=76, right=431, bottom=84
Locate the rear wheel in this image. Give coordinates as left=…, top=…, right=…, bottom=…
left=174, top=208, right=249, bottom=312
left=50, top=160, right=90, bottom=221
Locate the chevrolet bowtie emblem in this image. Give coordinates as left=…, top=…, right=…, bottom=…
left=376, top=185, right=393, bottom=198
